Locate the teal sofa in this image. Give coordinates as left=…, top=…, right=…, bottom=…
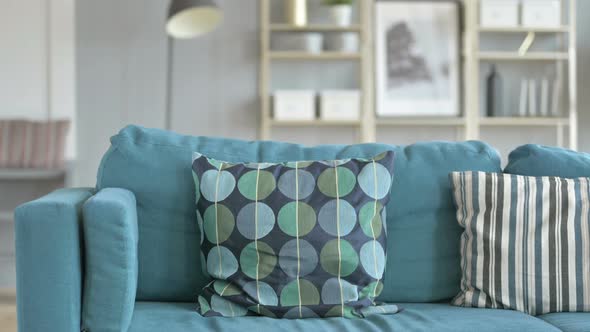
left=14, top=126, right=590, bottom=331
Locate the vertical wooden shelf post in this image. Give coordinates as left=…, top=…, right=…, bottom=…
left=463, top=0, right=480, bottom=141
left=568, top=0, right=578, bottom=150
left=259, top=0, right=271, bottom=140
left=360, top=0, right=376, bottom=143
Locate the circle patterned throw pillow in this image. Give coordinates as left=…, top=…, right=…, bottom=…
left=192, top=151, right=399, bottom=319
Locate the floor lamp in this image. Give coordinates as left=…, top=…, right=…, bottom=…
left=165, top=0, right=222, bottom=129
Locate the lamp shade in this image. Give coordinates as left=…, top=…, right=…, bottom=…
left=166, top=0, right=222, bottom=39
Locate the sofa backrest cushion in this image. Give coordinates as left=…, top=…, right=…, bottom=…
left=96, top=125, right=501, bottom=302
left=505, top=144, right=590, bottom=178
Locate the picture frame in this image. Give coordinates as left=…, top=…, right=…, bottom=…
left=374, top=1, right=460, bottom=117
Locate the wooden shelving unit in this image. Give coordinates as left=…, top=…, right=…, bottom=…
left=268, top=51, right=361, bottom=60
left=0, top=168, right=65, bottom=180
left=269, top=24, right=362, bottom=32
left=478, top=26, right=570, bottom=33
left=464, top=0, right=577, bottom=150
left=270, top=119, right=361, bottom=127
left=477, top=51, right=569, bottom=61
left=259, top=0, right=578, bottom=149
left=259, top=0, right=374, bottom=142
left=479, top=117, right=570, bottom=126
left=377, top=117, right=466, bottom=127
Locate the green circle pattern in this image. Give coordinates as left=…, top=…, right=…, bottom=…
left=207, top=158, right=234, bottom=170
left=320, top=239, right=359, bottom=277
left=238, top=170, right=276, bottom=200
left=277, top=202, right=317, bottom=237
left=359, top=281, right=384, bottom=299
left=198, top=295, right=210, bottom=313
left=240, top=241, right=277, bottom=279
left=284, top=306, right=318, bottom=318
left=248, top=305, right=276, bottom=318
left=280, top=279, right=320, bottom=306
left=359, top=202, right=383, bottom=238
left=317, top=167, right=357, bottom=198
left=214, top=280, right=242, bottom=297
left=203, top=204, right=235, bottom=244
left=285, top=160, right=313, bottom=168
left=325, top=305, right=357, bottom=318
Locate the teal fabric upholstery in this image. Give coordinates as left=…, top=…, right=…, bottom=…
left=538, top=312, right=590, bottom=332
left=128, top=301, right=560, bottom=332
left=97, top=125, right=502, bottom=302
left=505, top=144, right=590, bottom=177
left=82, top=188, right=138, bottom=332
left=15, top=188, right=94, bottom=332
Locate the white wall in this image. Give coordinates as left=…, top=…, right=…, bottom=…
left=0, top=0, right=76, bottom=160
left=74, top=0, right=168, bottom=186
left=50, top=0, right=77, bottom=161
left=0, top=0, right=47, bottom=120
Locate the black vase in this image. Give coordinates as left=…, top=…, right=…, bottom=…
left=486, top=65, right=503, bottom=117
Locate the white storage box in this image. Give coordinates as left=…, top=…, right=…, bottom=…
left=522, top=0, right=561, bottom=28
left=271, top=33, right=323, bottom=54
left=320, top=90, right=361, bottom=121
left=273, top=90, right=316, bottom=121
left=480, top=0, right=519, bottom=28
left=325, top=33, right=359, bottom=53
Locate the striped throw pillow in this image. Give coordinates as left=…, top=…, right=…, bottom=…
left=450, top=171, right=590, bottom=315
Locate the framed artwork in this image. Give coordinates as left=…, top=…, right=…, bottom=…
left=374, top=1, right=460, bottom=117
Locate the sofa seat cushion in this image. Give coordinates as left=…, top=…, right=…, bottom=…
left=128, top=302, right=559, bottom=332
left=538, top=312, right=590, bottom=332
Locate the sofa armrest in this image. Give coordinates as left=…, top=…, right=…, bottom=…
left=15, top=188, right=94, bottom=332
left=82, top=188, right=138, bottom=332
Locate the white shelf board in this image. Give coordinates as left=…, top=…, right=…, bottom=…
left=478, top=26, right=570, bottom=33
left=270, top=24, right=362, bottom=32
left=479, top=117, right=569, bottom=126
left=0, top=168, right=65, bottom=180
left=377, top=117, right=466, bottom=126
left=269, top=51, right=361, bottom=60
left=478, top=52, right=569, bottom=61
left=270, top=119, right=361, bottom=127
